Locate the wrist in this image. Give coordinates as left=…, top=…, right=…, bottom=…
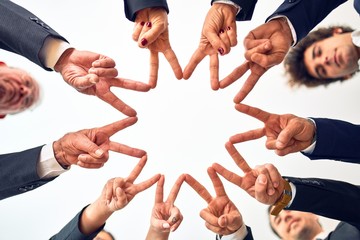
left=272, top=17, right=293, bottom=45
left=52, top=140, right=70, bottom=169
left=270, top=178, right=292, bottom=215
left=213, top=0, right=241, bottom=15
left=54, top=48, right=75, bottom=72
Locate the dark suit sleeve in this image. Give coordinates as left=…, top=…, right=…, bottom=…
left=302, top=118, right=360, bottom=164
left=123, top=0, right=169, bottom=21
left=50, top=205, right=105, bottom=240
left=266, top=0, right=347, bottom=42
left=326, top=222, right=360, bottom=239
left=0, top=0, right=68, bottom=70
left=211, top=0, right=258, bottom=21
left=0, top=146, right=57, bottom=200
left=285, top=176, right=360, bottom=229
left=215, top=226, right=253, bottom=240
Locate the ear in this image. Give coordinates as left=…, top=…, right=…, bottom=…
left=332, top=27, right=343, bottom=36
left=341, top=74, right=353, bottom=81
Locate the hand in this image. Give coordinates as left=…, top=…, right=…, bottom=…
left=53, top=116, right=146, bottom=168
left=146, top=174, right=185, bottom=240
left=213, top=142, right=284, bottom=205
left=219, top=18, right=293, bottom=102
left=230, top=103, right=316, bottom=156
left=133, top=7, right=182, bottom=88
left=183, top=3, right=237, bottom=90
left=54, top=48, right=151, bottom=116
left=185, top=168, right=243, bottom=236
left=79, top=155, right=160, bottom=235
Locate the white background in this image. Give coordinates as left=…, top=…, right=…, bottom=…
left=0, top=0, right=359, bottom=239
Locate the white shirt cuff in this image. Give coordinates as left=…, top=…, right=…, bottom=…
left=286, top=181, right=296, bottom=208
left=218, top=224, right=248, bottom=240
left=213, top=0, right=242, bottom=15
left=267, top=15, right=297, bottom=46
left=301, top=118, right=317, bottom=154
left=37, top=144, right=69, bottom=179
left=39, top=37, right=72, bottom=70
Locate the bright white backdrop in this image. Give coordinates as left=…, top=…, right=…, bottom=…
left=0, top=0, right=359, bottom=239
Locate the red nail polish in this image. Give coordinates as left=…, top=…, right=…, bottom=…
left=140, top=21, right=145, bottom=26
left=146, top=22, right=152, bottom=27
left=141, top=38, right=148, bottom=46
left=227, top=26, right=232, bottom=31
left=218, top=47, right=224, bottom=55
left=219, top=29, right=225, bottom=34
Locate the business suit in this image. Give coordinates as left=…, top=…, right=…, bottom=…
left=123, top=0, right=258, bottom=22
left=0, top=0, right=67, bottom=71
left=50, top=206, right=105, bottom=240
left=267, top=0, right=350, bottom=42
left=302, top=118, right=360, bottom=164
left=0, top=146, right=57, bottom=200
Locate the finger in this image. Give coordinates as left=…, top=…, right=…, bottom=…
left=168, top=208, right=183, bottom=231
left=205, top=31, right=224, bottom=56
left=218, top=213, right=242, bottom=230
left=264, top=164, right=282, bottom=189
left=229, top=128, right=265, bottom=144
left=163, top=48, right=183, bottom=80
left=77, top=152, right=108, bottom=164
left=209, top=54, right=220, bottom=90
left=275, top=142, right=306, bottom=156
left=205, top=221, right=223, bottom=235
left=224, top=142, right=252, bottom=173
left=108, top=78, right=151, bottom=92
left=73, top=74, right=99, bottom=89
left=184, top=174, right=212, bottom=204
left=255, top=166, right=275, bottom=196
left=234, top=103, right=271, bottom=123
left=132, top=21, right=145, bottom=41
left=149, top=51, right=159, bottom=88
left=183, top=49, right=206, bottom=80
left=109, top=142, right=146, bottom=158
left=166, top=174, right=186, bottom=203
left=219, top=61, right=250, bottom=89
left=200, top=209, right=219, bottom=227
left=105, top=178, right=115, bottom=203
left=133, top=173, right=161, bottom=194
left=99, top=117, right=138, bottom=137
left=233, top=71, right=262, bottom=103
left=88, top=67, right=118, bottom=78
left=211, top=163, right=244, bottom=188
left=126, top=155, right=147, bottom=183
left=244, top=39, right=272, bottom=54
left=251, top=51, right=285, bottom=69
left=77, top=161, right=104, bottom=169
left=207, top=167, right=226, bottom=197
left=254, top=174, right=274, bottom=204
left=226, top=24, right=237, bottom=47
left=92, top=56, right=116, bottom=69
left=140, top=22, right=164, bottom=47
left=73, top=137, right=106, bottom=159
left=219, top=29, right=231, bottom=54
left=155, top=175, right=165, bottom=203
left=138, top=22, right=153, bottom=47
left=96, top=90, right=137, bottom=117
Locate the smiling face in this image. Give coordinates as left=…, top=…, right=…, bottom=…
left=0, top=65, right=40, bottom=115
left=269, top=210, right=322, bottom=240
left=304, top=32, right=360, bottom=80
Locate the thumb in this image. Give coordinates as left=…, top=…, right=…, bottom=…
left=218, top=215, right=228, bottom=228
left=80, top=139, right=105, bottom=158
left=73, top=74, right=99, bottom=90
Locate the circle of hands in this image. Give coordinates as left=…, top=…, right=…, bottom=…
left=51, top=3, right=316, bottom=237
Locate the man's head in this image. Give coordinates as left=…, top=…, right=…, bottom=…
left=268, top=207, right=323, bottom=240
left=93, top=229, right=115, bottom=240
left=0, top=62, right=40, bottom=118
left=285, top=26, right=358, bottom=88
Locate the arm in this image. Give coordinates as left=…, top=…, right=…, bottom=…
left=0, top=0, right=67, bottom=70
left=302, top=118, right=360, bottom=163
left=211, top=0, right=258, bottom=21
left=123, top=0, right=169, bottom=21
left=267, top=0, right=347, bottom=42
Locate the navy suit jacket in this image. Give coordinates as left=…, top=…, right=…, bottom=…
left=50, top=206, right=105, bottom=240
left=267, top=0, right=352, bottom=42
left=123, top=0, right=257, bottom=22
left=302, top=118, right=360, bottom=164
left=0, top=0, right=67, bottom=70
left=0, top=146, right=57, bottom=200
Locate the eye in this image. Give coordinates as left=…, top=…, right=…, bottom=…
left=316, top=47, right=322, bottom=57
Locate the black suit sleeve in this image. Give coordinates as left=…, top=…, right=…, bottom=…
left=123, top=0, right=169, bottom=21
left=285, top=176, right=360, bottom=229
left=0, top=0, right=68, bottom=70
left=211, top=0, right=258, bottom=21
left=0, top=145, right=57, bottom=200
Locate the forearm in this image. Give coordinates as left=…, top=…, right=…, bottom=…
left=145, top=226, right=170, bottom=240
left=123, top=0, right=169, bottom=21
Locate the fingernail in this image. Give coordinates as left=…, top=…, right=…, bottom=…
left=218, top=47, right=224, bottom=55
left=141, top=38, right=148, bottom=46
left=140, top=21, right=145, bottom=26
left=162, top=223, right=170, bottom=228
left=268, top=188, right=275, bottom=195
left=227, top=26, right=232, bottom=31
left=146, top=22, right=152, bottom=27
left=219, top=29, right=224, bottom=34
left=258, top=176, right=266, bottom=184
left=95, top=149, right=104, bottom=157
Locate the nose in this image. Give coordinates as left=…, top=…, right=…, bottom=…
left=19, top=85, right=31, bottom=96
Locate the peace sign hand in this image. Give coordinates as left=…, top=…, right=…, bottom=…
left=185, top=168, right=243, bottom=236
left=230, top=103, right=316, bottom=156
left=146, top=174, right=185, bottom=240
left=212, top=142, right=284, bottom=205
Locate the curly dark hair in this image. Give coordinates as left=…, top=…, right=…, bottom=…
left=284, top=25, right=355, bottom=88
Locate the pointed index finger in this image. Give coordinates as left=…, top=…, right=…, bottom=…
left=185, top=174, right=212, bottom=204
left=207, top=167, right=226, bottom=197
left=225, top=142, right=252, bottom=173
left=234, top=103, right=271, bottom=123
left=166, top=174, right=186, bottom=204
left=99, top=117, right=138, bottom=137
left=155, top=175, right=165, bottom=204
left=126, top=155, right=147, bottom=183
